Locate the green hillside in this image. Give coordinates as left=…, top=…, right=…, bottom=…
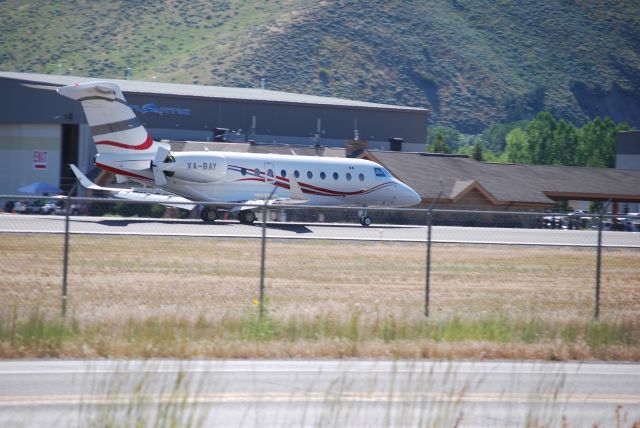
left=2, top=0, right=639, bottom=134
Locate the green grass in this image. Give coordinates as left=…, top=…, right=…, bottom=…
left=1, top=307, right=638, bottom=359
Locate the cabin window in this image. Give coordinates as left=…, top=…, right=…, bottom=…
left=320, top=172, right=326, bottom=180
left=241, top=168, right=247, bottom=176
left=359, top=173, right=365, bottom=181
left=281, top=169, right=287, bottom=178
left=346, top=172, right=352, bottom=181
left=307, top=171, right=313, bottom=179
left=294, top=170, right=300, bottom=178
left=374, top=167, right=388, bottom=177
left=333, top=172, right=339, bottom=180
left=267, top=169, right=274, bottom=178
left=255, top=168, right=261, bottom=177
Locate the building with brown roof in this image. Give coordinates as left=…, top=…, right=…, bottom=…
left=363, top=151, right=640, bottom=212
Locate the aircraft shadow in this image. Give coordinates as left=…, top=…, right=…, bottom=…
left=260, top=223, right=313, bottom=234
left=96, top=218, right=226, bottom=227
left=94, top=218, right=311, bottom=232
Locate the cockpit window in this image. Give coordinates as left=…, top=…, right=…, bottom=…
left=374, top=167, right=389, bottom=177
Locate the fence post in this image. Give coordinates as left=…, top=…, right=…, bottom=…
left=61, top=195, right=71, bottom=317
left=594, top=199, right=611, bottom=321
left=259, top=204, right=267, bottom=318
left=425, top=211, right=433, bottom=318
left=258, top=186, right=277, bottom=319
left=425, top=193, right=441, bottom=318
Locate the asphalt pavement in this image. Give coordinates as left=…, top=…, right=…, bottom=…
left=1, top=214, right=640, bottom=247
left=0, top=360, right=638, bottom=427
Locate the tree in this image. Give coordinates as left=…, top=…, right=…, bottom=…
left=426, top=125, right=460, bottom=151
left=553, top=119, right=579, bottom=165
left=477, top=120, right=529, bottom=153
left=428, top=132, right=450, bottom=154
left=525, top=112, right=556, bottom=165
left=501, top=128, right=531, bottom=164
left=477, top=112, right=631, bottom=167
left=472, top=142, right=483, bottom=161
left=577, top=117, right=630, bottom=168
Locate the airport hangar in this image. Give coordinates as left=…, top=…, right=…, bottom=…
left=0, top=71, right=428, bottom=195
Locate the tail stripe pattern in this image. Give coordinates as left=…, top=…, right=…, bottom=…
left=77, top=96, right=127, bottom=104
left=96, top=134, right=154, bottom=151
left=90, top=117, right=142, bottom=136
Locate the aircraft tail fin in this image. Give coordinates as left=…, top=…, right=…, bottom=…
left=57, top=81, right=158, bottom=154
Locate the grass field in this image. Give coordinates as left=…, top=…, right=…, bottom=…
left=1, top=233, right=639, bottom=359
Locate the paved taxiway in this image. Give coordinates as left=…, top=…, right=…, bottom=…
left=0, top=360, right=638, bottom=427
left=1, top=214, right=639, bottom=247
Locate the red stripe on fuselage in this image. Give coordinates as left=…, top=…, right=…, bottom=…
left=96, top=163, right=151, bottom=180
left=234, top=176, right=394, bottom=197
left=96, top=134, right=153, bottom=150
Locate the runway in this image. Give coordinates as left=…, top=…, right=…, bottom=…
left=1, top=213, right=639, bottom=247
left=0, top=360, right=638, bottom=427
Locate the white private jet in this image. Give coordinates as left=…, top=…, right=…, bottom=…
left=58, top=81, right=421, bottom=226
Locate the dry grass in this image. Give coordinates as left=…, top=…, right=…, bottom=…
left=1, top=233, right=639, bottom=359
left=2, top=234, right=638, bottom=322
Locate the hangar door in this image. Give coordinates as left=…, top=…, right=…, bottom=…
left=60, top=124, right=79, bottom=193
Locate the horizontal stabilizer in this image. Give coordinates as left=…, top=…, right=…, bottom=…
left=69, top=164, right=195, bottom=210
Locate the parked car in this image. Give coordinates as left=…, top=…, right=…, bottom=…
left=6, top=200, right=26, bottom=213
left=51, top=196, right=82, bottom=215
left=4, top=198, right=81, bottom=215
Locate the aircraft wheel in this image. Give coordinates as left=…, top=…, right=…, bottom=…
left=239, top=210, right=256, bottom=225
left=200, top=207, right=217, bottom=223
left=360, top=216, right=372, bottom=227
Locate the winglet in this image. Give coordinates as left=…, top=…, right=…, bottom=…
left=70, top=164, right=100, bottom=189
left=69, top=164, right=124, bottom=192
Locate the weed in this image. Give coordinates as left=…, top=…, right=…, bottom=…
left=1, top=309, right=639, bottom=360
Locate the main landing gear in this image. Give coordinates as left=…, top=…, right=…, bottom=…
left=200, top=206, right=255, bottom=225
left=200, top=206, right=218, bottom=223
left=358, top=209, right=372, bottom=227
left=204, top=207, right=369, bottom=227
left=238, top=210, right=256, bottom=225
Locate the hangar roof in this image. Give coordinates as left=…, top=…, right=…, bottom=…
left=0, top=71, right=426, bottom=113
left=369, top=152, right=640, bottom=205
left=170, top=140, right=346, bottom=158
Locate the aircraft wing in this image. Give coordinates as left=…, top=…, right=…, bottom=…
left=234, top=175, right=309, bottom=211
left=70, top=164, right=196, bottom=210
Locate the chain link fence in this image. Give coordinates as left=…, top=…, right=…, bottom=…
left=1, top=195, right=639, bottom=325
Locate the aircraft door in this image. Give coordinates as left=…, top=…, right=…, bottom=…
left=265, top=162, right=276, bottom=184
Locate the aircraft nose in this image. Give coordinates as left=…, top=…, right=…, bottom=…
left=397, top=183, right=422, bottom=207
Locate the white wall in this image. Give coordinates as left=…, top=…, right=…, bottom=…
left=0, top=124, right=61, bottom=194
